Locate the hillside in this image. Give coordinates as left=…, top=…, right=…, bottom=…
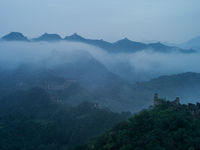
left=80, top=98, right=200, bottom=150
left=131, top=72, right=200, bottom=107
left=0, top=49, right=140, bottom=112
left=0, top=87, right=131, bottom=150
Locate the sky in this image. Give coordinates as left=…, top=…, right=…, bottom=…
left=0, top=0, right=200, bottom=44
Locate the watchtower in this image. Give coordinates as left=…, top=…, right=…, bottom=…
left=174, top=97, right=180, bottom=105
left=154, top=93, right=159, bottom=106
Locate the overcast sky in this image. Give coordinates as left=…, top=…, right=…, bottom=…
left=0, top=0, right=200, bottom=43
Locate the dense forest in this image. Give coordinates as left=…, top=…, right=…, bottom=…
left=0, top=87, right=131, bottom=150
left=79, top=99, right=200, bottom=150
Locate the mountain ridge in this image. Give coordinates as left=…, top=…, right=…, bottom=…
left=32, top=33, right=62, bottom=42
left=142, top=36, right=200, bottom=51
left=1, top=32, right=196, bottom=53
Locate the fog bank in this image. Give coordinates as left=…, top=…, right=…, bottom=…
left=0, top=41, right=200, bottom=83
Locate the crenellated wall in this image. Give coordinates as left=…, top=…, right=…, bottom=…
left=41, top=79, right=76, bottom=90
left=154, top=93, right=200, bottom=110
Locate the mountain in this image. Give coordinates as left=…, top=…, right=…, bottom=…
left=32, top=33, right=62, bottom=42
left=43, top=50, right=126, bottom=90
left=113, top=38, right=148, bottom=53
left=113, top=39, right=195, bottom=53
left=63, top=33, right=115, bottom=52
left=148, top=42, right=196, bottom=53
left=148, top=42, right=170, bottom=52
left=0, top=50, right=140, bottom=112
left=1, top=32, right=196, bottom=53
left=40, top=50, right=143, bottom=112
left=1, top=46, right=200, bottom=112
left=143, top=36, right=200, bottom=52
left=64, top=33, right=85, bottom=41
left=131, top=72, right=200, bottom=108
left=1, top=32, right=30, bottom=42
left=81, top=98, right=200, bottom=150
left=180, top=36, right=200, bottom=51
left=63, top=33, right=196, bottom=54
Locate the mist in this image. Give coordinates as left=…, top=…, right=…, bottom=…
left=87, top=48, right=200, bottom=83
left=0, top=41, right=200, bottom=83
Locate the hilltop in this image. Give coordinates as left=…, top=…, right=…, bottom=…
left=32, top=33, right=62, bottom=42
left=1, top=32, right=30, bottom=42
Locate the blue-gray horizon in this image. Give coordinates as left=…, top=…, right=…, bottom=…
left=0, top=0, right=200, bottom=44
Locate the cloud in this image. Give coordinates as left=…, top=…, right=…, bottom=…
left=0, top=41, right=96, bottom=62
left=88, top=48, right=200, bottom=82
left=128, top=51, right=200, bottom=75
left=0, top=41, right=200, bottom=83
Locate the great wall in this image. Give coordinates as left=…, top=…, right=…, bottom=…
left=41, top=79, right=76, bottom=90
left=154, top=93, right=200, bottom=118
left=40, top=79, right=76, bottom=104
left=40, top=79, right=110, bottom=111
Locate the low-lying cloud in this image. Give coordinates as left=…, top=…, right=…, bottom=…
left=88, top=48, right=200, bottom=83
left=0, top=41, right=200, bottom=83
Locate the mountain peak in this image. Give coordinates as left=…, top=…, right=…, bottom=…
left=113, top=38, right=147, bottom=52
left=1, top=32, right=30, bottom=42
left=64, top=33, right=85, bottom=41
left=117, top=37, right=132, bottom=43
left=32, top=33, right=62, bottom=42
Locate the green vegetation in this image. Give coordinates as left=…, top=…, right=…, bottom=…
left=0, top=87, right=131, bottom=150
left=131, top=72, right=200, bottom=109
left=80, top=101, right=200, bottom=150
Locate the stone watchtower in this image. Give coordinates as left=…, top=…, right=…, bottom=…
left=174, top=97, right=180, bottom=105
left=154, top=93, right=159, bottom=106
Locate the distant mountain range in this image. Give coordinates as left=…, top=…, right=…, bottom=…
left=1, top=32, right=197, bottom=54
left=142, top=36, right=200, bottom=51
left=180, top=36, right=200, bottom=51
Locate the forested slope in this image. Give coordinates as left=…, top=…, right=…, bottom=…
left=80, top=99, right=200, bottom=150
left=0, top=87, right=131, bottom=150
left=131, top=72, right=200, bottom=108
